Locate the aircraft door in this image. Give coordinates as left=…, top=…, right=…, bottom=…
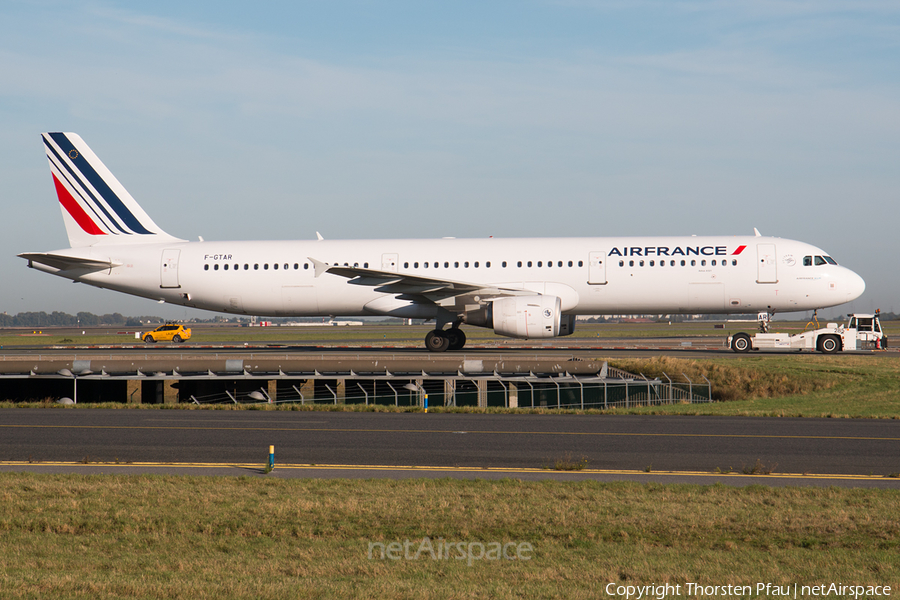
left=588, top=251, right=607, bottom=285
left=160, top=249, right=181, bottom=288
left=382, top=253, right=398, bottom=273
left=757, top=244, right=777, bottom=283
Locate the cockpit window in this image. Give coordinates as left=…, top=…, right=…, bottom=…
left=803, top=256, right=812, bottom=266
left=814, top=256, right=826, bottom=266
left=824, top=256, right=837, bottom=265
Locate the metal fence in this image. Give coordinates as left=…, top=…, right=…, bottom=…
left=189, top=371, right=712, bottom=409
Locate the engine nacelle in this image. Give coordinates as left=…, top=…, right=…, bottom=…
left=490, top=295, right=562, bottom=339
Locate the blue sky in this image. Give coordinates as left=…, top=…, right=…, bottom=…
left=2, top=1, right=898, bottom=319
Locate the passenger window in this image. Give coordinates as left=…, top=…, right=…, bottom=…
left=224, top=264, right=229, bottom=270
left=629, top=260, right=634, bottom=267
left=731, top=260, right=737, bottom=266
left=517, top=261, right=522, bottom=267
left=424, top=262, right=428, bottom=268
left=680, top=260, right=685, bottom=266
left=364, top=263, right=369, bottom=268
left=414, top=262, right=419, bottom=268
left=691, top=260, right=696, bottom=266
left=701, top=260, right=706, bottom=266
left=264, top=264, right=269, bottom=270
left=670, top=260, right=675, bottom=266
left=486, top=261, right=491, bottom=268
left=214, top=264, right=219, bottom=271
left=547, top=261, right=552, bottom=268
left=404, top=262, right=409, bottom=268
left=444, top=262, right=449, bottom=268
left=527, top=261, right=532, bottom=267
left=537, top=261, right=542, bottom=267
left=619, top=261, right=624, bottom=267
left=303, top=263, right=309, bottom=270
left=558, top=261, right=562, bottom=267
left=273, top=264, right=278, bottom=270
left=639, top=260, right=644, bottom=267
left=502, top=261, right=507, bottom=268
left=711, top=260, right=716, bottom=266
left=649, top=260, right=655, bottom=267
left=293, top=263, right=299, bottom=270
left=465, top=262, right=469, bottom=268
left=474, top=262, right=479, bottom=268
left=578, top=261, right=583, bottom=267
left=244, top=264, right=249, bottom=270
left=204, top=264, right=209, bottom=271
left=454, top=262, right=459, bottom=268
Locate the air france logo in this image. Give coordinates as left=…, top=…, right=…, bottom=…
left=543, top=309, right=553, bottom=319
left=608, top=245, right=747, bottom=257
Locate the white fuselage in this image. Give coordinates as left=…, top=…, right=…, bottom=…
left=31, top=235, right=865, bottom=318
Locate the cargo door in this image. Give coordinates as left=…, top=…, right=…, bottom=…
left=757, top=244, right=777, bottom=283
left=588, top=251, right=607, bottom=285
left=160, top=249, right=181, bottom=288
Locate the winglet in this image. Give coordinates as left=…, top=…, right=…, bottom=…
left=753, top=228, right=762, bottom=237
left=308, top=257, right=330, bottom=278
left=316, top=232, right=324, bottom=241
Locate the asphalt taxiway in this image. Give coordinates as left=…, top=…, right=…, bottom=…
left=2, top=409, right=898, bottom=488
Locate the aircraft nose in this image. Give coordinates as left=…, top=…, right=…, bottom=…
left=845, top=269, right=866, bottom=301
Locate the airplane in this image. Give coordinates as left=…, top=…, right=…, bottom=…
left=19, top=132, right=866, bottom=351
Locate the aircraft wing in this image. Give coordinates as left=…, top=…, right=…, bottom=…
left=18, top=252, right=120, bottom=271
left=308, top=258, right=533, bottom=302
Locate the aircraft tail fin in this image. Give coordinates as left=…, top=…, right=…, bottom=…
left=41, top=132, right=183, bottom=248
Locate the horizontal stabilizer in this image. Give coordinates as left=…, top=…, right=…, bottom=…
left=18, top=252, right=119, bottom=271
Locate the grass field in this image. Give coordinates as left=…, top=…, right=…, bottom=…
left=0, top=473, right=897, bottom=599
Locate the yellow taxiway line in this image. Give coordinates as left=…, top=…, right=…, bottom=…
left=0, top=460, right=897, bottom=482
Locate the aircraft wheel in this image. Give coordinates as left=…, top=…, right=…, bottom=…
left=143, top=335, right=155, bottom=344
left=818, top=335, right=840, bottom=354
left=425, top=330, right=450, bottom=352
left=173, top=335, right=182, bottom=343
left=446, top=328, right=466, bottom=351
left=731, top=332, right=751, bottom=353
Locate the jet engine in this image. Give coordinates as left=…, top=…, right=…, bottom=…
left=465, top=295, right=563, bottom=339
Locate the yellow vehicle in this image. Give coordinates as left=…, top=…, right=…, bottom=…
left=142, top=323, right=191, bottom=344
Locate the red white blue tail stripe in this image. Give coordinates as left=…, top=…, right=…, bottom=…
left=42, top=132, right=177, bottom=246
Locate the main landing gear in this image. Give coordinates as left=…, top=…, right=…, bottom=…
left=424, top=326, right=466, bottom=352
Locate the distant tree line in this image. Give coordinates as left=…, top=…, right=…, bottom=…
left=0, top=312, right=163, bottom=328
